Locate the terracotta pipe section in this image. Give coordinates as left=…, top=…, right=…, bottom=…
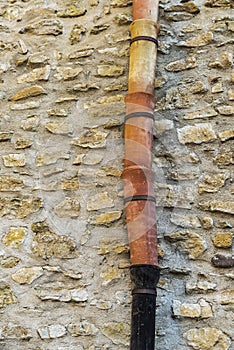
left=122, top=1, right=160, bottom=349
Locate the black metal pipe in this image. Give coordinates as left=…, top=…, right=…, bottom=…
left=130, top=265, right=160, bottom=350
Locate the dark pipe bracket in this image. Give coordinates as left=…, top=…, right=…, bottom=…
left=124, top=112, right=155, bottom=123
left=124, top=195, right=156, bottom=204
left=130, top=36, right=159, bottom=47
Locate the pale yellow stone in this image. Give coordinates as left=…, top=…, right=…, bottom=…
left=209, top=52, right=233, bottom=69
left=198, top=173, right=228, bottom=193
left=227, top=89, right=234, bottom=100
left=211, top=82, right=223, bottom=93
left=54, top=198, right=80, bottom=217
left=61, top=177, right=79, bottom=191
left=218, top=130, right=234, bottom=141
left=178, top=123, right=216, bottom=144
left=11, top=267, right=43, bottom=284
left=216, top=105, right=234, bottom=115
left=220, top=290, right=234, bottom=305
left=2, top=227, right=27, bottom=248
left=87, top=192, right=114, bottom=211
left=212, top=232, right=233, bottom=248
left=0, top=285, right=16, bottom=308
left=102, top=322, right=130, bottom=346
left=199, top=200, right=234, bottom=215
left=10, top=101, right=40, bottom=110
left=178, top=32, right=213, bottom=47
left=72, top=130, right=108, bottom=148
left=0, top=176, right=24, bottom=191
left=166, top=57, right=196, bottom=72
left=10, top=85, right=47, bottom=101
left=54, top=67, right=83, bottom=81
left=45, top=122, right=73, bottom=135
left=101, top=267, right=122, bottom=286
left=184, top=327, right=231, bottom=350
left=57, top=5, right=87, bottom=17
left=2, top=154, right=26, bottom=167
left=98, top=238, right=128, bottom=255
left=17, top=65, right=51, bottom=83
left=93, top=211, right=122, bottom=225
left=97, top=63, right=124, bottom=77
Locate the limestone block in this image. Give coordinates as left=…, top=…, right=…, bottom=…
left=0, top=284, right=16, bottom=308
left=90, top=211, right=122, bottom=225
left=14, top=137, right=32, bottom=149
left=20, top=19, right=63, bottom=36
left=199, top=200, right=234, bottom=215
left=211, top=82, right=223, bottom=93
left=20, top=115, right=39, bottom=131
left=67, top=321, right=98, bottom=336
left=214, top=151, right=234, bottom=166
left=212, top=232, right=233, bottom=248
left=178, top=32, right=213, bottom=47
left=184, top=108, right=218, bottom=120
left=28, top=52, right=49, bottom=64
left=90, top=299, right=112, bottom=310
left=205, top=0, right=233, bottom=7
left=198, top=173, right=228, bottom=193
left=156, top=184, right=194, bottom=209
left=2, top=153, right=25, bottom=167
left=170, top=213, right=201, bottom=228
left=54, top=66, right=83, bottom=81
left=114, top=13, right=132, bottom=25
left=227, top=89, right=234, bottom=100
left=184, top=327, right=231, bottom=349
left=102, top=322, right=130, bottom=346
left=186, top=281, right=217, bottom=293
left=0, top=196, right=42, bottom=219
left=97, top=239, right=128, bottom=255
left=2, top=227, right=27, bottom=248
left=177, top=123, right=216, bottom=144
left=38, top=324, right=66, bottom=339
left=45, top=122, right=73, bottom=135
left=100, top=267, right=122, bottom=286
left=47, top=109, right=68, bottom=117
left=54, top=198, right=80, bottom=218
left=97, top=63, right=124, bottom=77
left=90, top=24, right=110, bottom=35
left=201, top=217, right=214, bottom=229
left=87, top=192, right=114, bottom=211
left=220, top=290, right=234, bottom=305
left=69, top=48, right=94, bottom=59
left=165, top=1, right=200, bottom=13
left=110, top=0, right=132, bottom=7
left=0, top=323, right=32, bottom=340
left=61, top=176, right=79, bottom=191
left=31, top=221, right=77, bottom=259
left=166, top=57, right=196, bottom=71
left=0, top=256, right=20, bottom=268
left=10, top=101, right=40, bottom=110
left=10, top=85, right=47, bottom=101
left=72, top=130, right=108, bottom=148
left=69, top=24, right=86, bottom=44
left=0, top=176, right=24, bottom=191
left=0, top=132, right=13, bottom=141
left=172, top=299, right=213, bottom=318
left=209, top=52, right=233, bottom=69
left=12, top=266, right=43, bottom=284
left=57, top=5, right=87, bottom=17
left=216, top=105, right=234, bottom=115
left=17, top=65, right=51, bottom=83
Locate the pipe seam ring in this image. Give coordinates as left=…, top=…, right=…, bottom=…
left=124, top=195, right=156, bottom=204
left=130, top=36, right=158, bottom=47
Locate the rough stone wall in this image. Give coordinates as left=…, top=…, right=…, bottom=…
left=0, top=0, right=233, bottom=349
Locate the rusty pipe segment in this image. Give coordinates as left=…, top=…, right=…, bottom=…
left=123, top=0, right=160, bottom=349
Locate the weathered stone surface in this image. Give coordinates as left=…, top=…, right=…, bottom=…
left=54, top=198, right=80, bottom=218
left=199, top=200, right=234, bottom=215
left=184, top=327, right=231, bottom=350
left=35, top=282, right=88, bottom=302
left=0, top=256, right=20, bottom=268
left=14, top=137, right=33, bottom=149
left=54, top=66, right=83, bottom=81
left=31, top=221, right=77, bottom=259
left=0, top=196, right=42, bottom=219
left=37, top=152, right=69, bottom=166
left=97, top=63, right=124, bottom=77
left=209, top=52, right=233, bottom=69
left=67, top=321, right=98, bottom=336
left=90, top=211, right=122, bottom=225
left=0, top=132, right=13, bottom=142
left=100, top=267, right=122, bottom=286
left=20, top=19, right=63, bottom=36
left=2, top=227, right=26, bottom=248
left=218, top=129, right=234, bottom=141
left=12, top=266, right=43, bottom=284
left=110, top=0, right=132, bottom=7
left=228, top=89, right=234, bottom=100
left=102, top=322, right=130, bottom=346
left=170, top=213, right=201, bottom=228
left=165, top=1, right=200, bottom=13
left=198, top=173, right=228, bottom=193
left=114, top=13, right=132, bottom=25
left=87, top=192, right=114, bottom=211
left=98, top=239, right=128, bottom=255
left=172, top=299, right=213, bottom=318
left=90, top=24, right=110, bottom=35
left=0, top=284, right=16, bottom=308
left=212, top=254, right=234, bottom=267
left=21, top=115, right=39, bottom=131
left=88, top=99, right=125, bottom=118
left=10, top=100, right=40, bottom=110
left=177, top=123, right=216, bottom=144
left=220, top=290, right=234, bottom=305
left=214, top=150, right=234, bottom=166
left=2, top=153, right=25, bottom=167
left=10, top=85, right=47, bottom=101
left=17, top=65, right=51, bottom=83
left=165, top=231, right=207, bottom=259
left=72, top=130, right=108, bottom=148
left=45, top=122, right=73, bottom=135
left=38, top=324, right=66, bottom=339
left=212, top=232, right=233, bottom=248
left=69, top=48, right=94, bottom=59
left=186, top=281, right=217, bottom=293
left=211, top=81, right=223, bottom=93
left=61, top=176, right=79, bottom=191
left=178, top=32, right=213, bottom=47
left=0, top=323, right=32, bottom=340
left=57, top=5, right=86, bottom=17
left=69, top=24, right=86, bottom=44
left=184, top=108, right=218, bottom=120
left=28, top=52, right=49, bottom=64
left=201, top=217, right=214, bottom=229
left=216, top=105, right=234, bottom=115
left=90, top=299, right=112, bottom=310
left=205, top=0, right=233, bottom=7
left=0, top=176, right=24, bottom=191
left=156, top=184, right=194, bottom=209
left=166, top=57, right=196, bottom=72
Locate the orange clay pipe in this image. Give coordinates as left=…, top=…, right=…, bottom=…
left=121, top=1, right=160, bottom=349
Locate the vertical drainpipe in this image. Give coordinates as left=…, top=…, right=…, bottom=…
left=122, top=0, right=160, bottom=349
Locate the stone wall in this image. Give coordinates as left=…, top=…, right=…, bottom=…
left=0, top=0, right=233, bottom=349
